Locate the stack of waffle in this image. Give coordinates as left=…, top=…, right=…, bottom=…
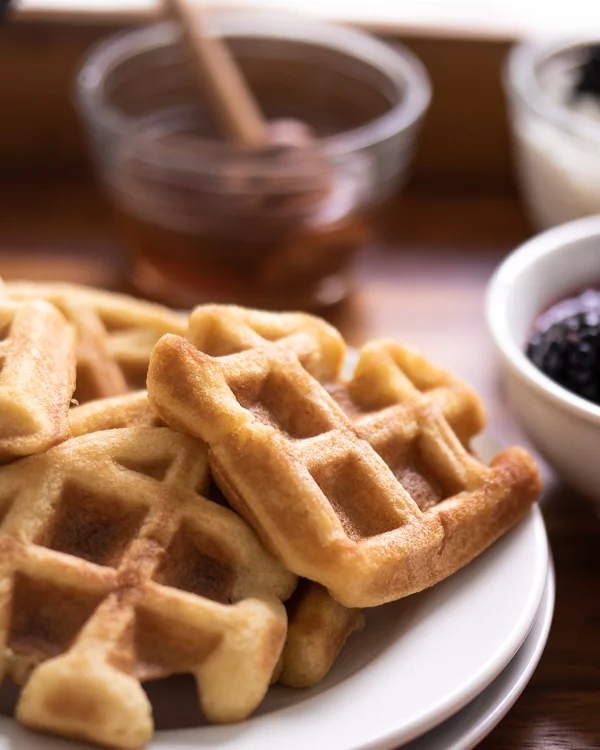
left=0, top=283, right=541, bottom=749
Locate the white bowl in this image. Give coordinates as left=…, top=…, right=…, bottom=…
left=486, top=214, right=600, bottom=507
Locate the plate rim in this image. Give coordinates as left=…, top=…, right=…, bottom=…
left=401, top=557, right=555, bottom=750
left=350, top=501, right=549, bottom=750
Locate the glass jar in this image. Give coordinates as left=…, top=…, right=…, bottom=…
left=505, top=36, right=600, bottom=231
left=75, top=13, right=430, bottom=310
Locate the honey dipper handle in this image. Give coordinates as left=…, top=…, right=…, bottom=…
left=165, top=0, right=270, bottom=148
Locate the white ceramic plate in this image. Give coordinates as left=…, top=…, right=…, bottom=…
left=403, top=560, right=555, bottom=750
left=0, top=436, right=549, bottom=750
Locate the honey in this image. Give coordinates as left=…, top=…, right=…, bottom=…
left=113, top=111, right=372, bottom=309
left=119, top=208, right=369, bottom=310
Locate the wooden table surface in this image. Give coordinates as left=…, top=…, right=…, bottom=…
left=1, top=178, right=599, bottom=749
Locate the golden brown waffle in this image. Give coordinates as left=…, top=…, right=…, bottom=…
left=280, top=581, right=364, bottom=688
left=69, top=391, right=162, bottom=437
left=0, top=427, right=296, bottom=749
left=0, top=298, right=75, bottom=462
left=5, top=282, right=187, bottom=403
left=148, top=305, right=541, bottom=608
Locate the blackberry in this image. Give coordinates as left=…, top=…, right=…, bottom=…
left=527, top=311, right=600, bottom=405
left=574, top=45, right=600, bottom=101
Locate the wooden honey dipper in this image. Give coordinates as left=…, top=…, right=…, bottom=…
left=164, top=0, right=316, bottom=150
left=161, top=0, right=337, bottom=291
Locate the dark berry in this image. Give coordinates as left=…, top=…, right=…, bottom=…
left=527, top=312, right=600, bottom=405
left=574, top=45, right=600, bottom=101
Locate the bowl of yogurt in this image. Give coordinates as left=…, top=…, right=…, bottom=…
left=505, top=37, right=600, bottom=230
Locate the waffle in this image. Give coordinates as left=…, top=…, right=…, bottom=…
left=280, top=581, right=364, bottom=688
left=148, top=305, right=542, bottom=608
left=0, top=298, right=76, bottom=462
left=69, top=391, right=162, bottom=437
left=0, top=427, right=296, bottom=749
left=5, top=282, right=187, bottom=403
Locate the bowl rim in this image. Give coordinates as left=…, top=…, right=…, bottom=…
left=74, top=13, right=432, bottom=158
left=486, top=214, right=600, bottom=426
left=503, top=34, right=600, bottom=145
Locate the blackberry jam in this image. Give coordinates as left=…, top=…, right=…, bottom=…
left=527, top=289, right=600, bottom=405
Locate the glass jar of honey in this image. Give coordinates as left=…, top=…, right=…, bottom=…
left=76, top=13, right=430, bottom=310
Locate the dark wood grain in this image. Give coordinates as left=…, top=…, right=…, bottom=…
left=1, top=178, right=599, bottom=749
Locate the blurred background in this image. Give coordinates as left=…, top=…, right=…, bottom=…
left=16, top=0, right=600, bottom=35
left=1, top=0, right=600, bottom=318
